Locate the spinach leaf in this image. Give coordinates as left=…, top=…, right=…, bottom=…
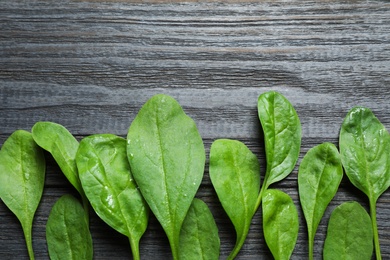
left=257, top=91, right=301, bottom=193
left=127, top=94, right=205, bottom=259
left=323, top=201, right=373, bottom=260
left=32, top=122, right=81, bottom=194
left=0, top=130, right=45, bottom=260
left=209, top=139, right=260, bottom=259
left=298, top=142, right=343, bottom=260
left=179, top=198, right=220, bottom=260
left=76, top=134, right=148, bottom=260
left=31, top=122, right=89, bottom=222
left=262, top=189, right=299, bottom=260
left=339, top=107, right=390, bottom=260
left=46, top=194, right=93, bottom=260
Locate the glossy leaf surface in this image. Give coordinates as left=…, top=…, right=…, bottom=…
left=76, top=134, right=148, bottom=260
left=262, top=189, right=299, bottom=260
left=339, top=107, right=390, bottom=202
left=323, top=201, right=373, bottom=260
left=298, top=142, right=343, bottom=260
left=0, top=130, right=45, bottom=260
left=339, top=107, right=390, bottom=259
left=31, top=122, right=82, bottom=195
left=179, top=198, right=220, bottom=260
left=258, top=91, right=301, bottom=189
left=46, top=194, right=93, bottom=260
left=127, top=94, right=205, bottom=259
left=209, top=139, right=260, bottom=259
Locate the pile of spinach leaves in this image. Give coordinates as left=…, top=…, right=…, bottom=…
left=0, top=92, right=388, bottom=260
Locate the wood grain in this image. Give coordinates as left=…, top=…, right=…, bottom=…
left=1, top=0, right=390, bottom=259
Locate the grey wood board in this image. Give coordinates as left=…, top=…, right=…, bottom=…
left=1, top=0, right=390, bottom=259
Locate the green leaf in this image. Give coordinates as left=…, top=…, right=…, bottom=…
left=31, top=122, right=82, bottom=195
left=339, top=107, right=390, bottom=202
left=76, top=134, right=148, bottom=260
left=339, top=107, right=390, bottom=260
left=179, top=198, right=220, bottom=260
left=298, top=142, right=343, bottom=260
left=209, top=139, right=260, bottom=259
left=323, top=201, right=373, bottom=260
left=0, top=130, right=46, bottom=260
left=46, top=194, right=93, bottom=260
left=32, top=121, right=90, bottom=225
left=127, top=94, right=205, bottom=259
left=262, top=189, right=299, bottom=260
left=258, top=91, right=301, bottom=189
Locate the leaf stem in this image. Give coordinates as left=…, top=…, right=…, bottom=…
left=308, top=231, right=314, bottom=260
left=369, top=197, right=381, bottom=260
left=129, top=237, right=141, bottom=260
left=81, top=194, right=90, bottom=226
left=227, top=231, right=248, bottom=260
left=255, top=178, right=268, bottom=212
left=22, top=222, right=34, bottom=260
left=168, top=233, right=180, bottom=260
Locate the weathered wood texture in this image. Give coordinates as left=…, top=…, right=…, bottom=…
left=1, top=0, right=390, bottom=259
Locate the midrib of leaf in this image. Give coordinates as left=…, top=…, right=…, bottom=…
left=19, top=141, right=30, bottom=220
left=275, top=212, right=282, bottom=258
left=254, top=95, right=276, bottom=214
left=61, top=209, right=74, bottom=260
left=175, top=133, right=194, bottom=226
left=357, top=110, right=381, bottom=260
left=155, top=113, right=178, bottom=257
left=232, top=152, right=251, bottom=248
left=22, top=141, right=36, bottom=240
left=310, top=147, right=330, bottom=239
left=265, top=94, right=276, bottom=187
left=341, top=211, right=349, bottom=258
left=87, top=150, right=128, bottom=235
left=355, top=116, right=373, bottom=199
left=51, top=133, right=80, bottom=192
left=20, top=141, right=35, bottom=260
left=194, top=209, right=204, bottom=259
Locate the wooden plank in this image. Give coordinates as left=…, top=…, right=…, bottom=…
left=0, top=0, right=389, bottom=259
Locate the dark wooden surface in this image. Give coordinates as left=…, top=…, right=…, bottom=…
left=1, top=0, right=390, bottom=259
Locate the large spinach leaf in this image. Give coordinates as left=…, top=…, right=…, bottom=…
left=262, top=189, right=299, bottom=260
left=323, top=201, right=373, bottom=260
left=179, top=198, right=220, bottom=260
left=209, top=139, right=260, bottom=259
left=46, top=194, right=93, bottom=260
left=0, top=130, right=45, bottom=260
left=298, top=142, right=343, bottom=260
left=339, top=107, right=390, bottom=260
left=76, top=134, right=148, bottom=260
left=127, top=94, right=205, bottom=259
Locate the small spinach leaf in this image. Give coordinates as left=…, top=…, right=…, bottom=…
left=46, top=194, right=93, bottom=260
left=76, top=134, right=148, bottom=260
left=0, top=130, right=46, bottom=260
left=262, top=189, right=299, bottom=260
left=323, top=201, right=373, bottom=260
left=209, top=139, right=260, bottom=259
left=32, top=122, right=81, bottom=194
left=298, top=142, right=343, bottom=260
left=257, top=91, right=301, bottom=191
left=339, top=107, right=390, bottom=260
left=179, top=198, right=220, bottom=260
left=127, top=94, right=205, bottom=259
left=31, top=121, right=89, bottom=222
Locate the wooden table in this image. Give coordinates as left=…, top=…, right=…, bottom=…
left=1, top=0, right=389, bottom=259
